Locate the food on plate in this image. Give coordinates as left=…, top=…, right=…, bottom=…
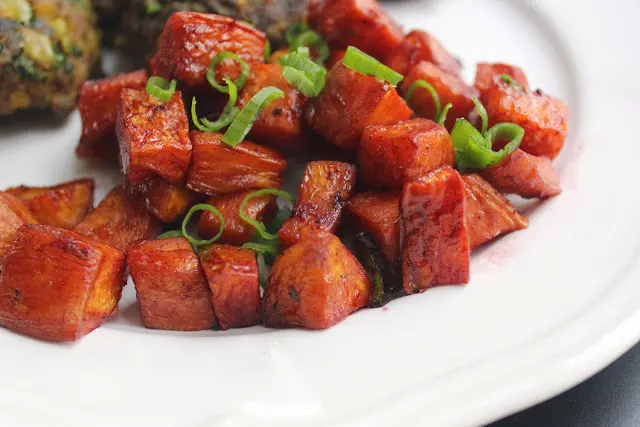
left=0, top=0, right=571, bottom=340
left=128, top=237, right=217, bottom=331
left=0, top=0, right=100, bottom=115
left=0, top=224, right=125, bottom=342
left=6, top=178, right=94, bottom=230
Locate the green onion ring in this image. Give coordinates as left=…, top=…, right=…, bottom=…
left=404, top=79, right=442, bottom=119
left=157, top=230, right=183, bottom=240
left=290, top=30, right=330, bottom=64
left=500, top=74, right=520, bottom=87
left=242, top=241, right=279, bottom=256
left=472, top=96, right=489, bottom=136
left=285, top=23, right=309, bottom=46
left=191, top=78, right=240, bottom=132
left=181, top=204, right=225, bottom=247
left=256, top=252, right=270, bottom=288
left=264, top=39, right=272, bottom=62
left=145, top=76, right=176, bottom=102
left=206, top=51, right=250, bottom=93
left=280, top=51, right=327, bottom=97
left=239, top=189, right=295, bottom=241
left=342, top=46, right=403, bottom=86
left=436, top=103, right=453, bottom=126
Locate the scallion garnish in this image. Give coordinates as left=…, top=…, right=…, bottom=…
left=285, top=23, right=309, bottom=46
left=279, top=48, right=327, bottom=97
left=256, top=253, right=270, bottom=288
left=342, top=46, right=403, bottom=86
left=181, top=204, right=225, bottom=247
left=290, top=30, right=330, bottom=65
left=145, top=76, right=176, bottom=102
left=472, top=96, right=489, bottom=134
left=221, top=86, right=285, bottom=147
left=157, top=230, right=183, bottom=240
left=404, top=79, right=453, bottom=125
left=206, top=51, right=250, bottom=94
left=242, top=241, right=279, bottom=256
left=191, top=78, right=240, bottom=132
left=436, top=103, right=453, bottom=126
left=145, top=0, right=161, bottom=14
left=501, top=74, right=520, bottom=87
left=451, top=97, right=524, bottom=172
left=264, top=39, right=272, bottom=62
left=239, top=189, right=295, bottom=241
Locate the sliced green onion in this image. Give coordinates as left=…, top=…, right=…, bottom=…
left=191, top=78, right=240, bottom=132
left=501, top=74, right=520, bottom=87
left=145, top=76, right=176, bottom=102
left=290, top=30, right=330, bottom=64
left=181, top=204, right=225, bottom=247
left=157, top=230, right=183, bottom=240
left=404, top=79, right=442, bottom=120
left=264, top=39, right=272, bottom=62
left=239, top=189, right=295, bottom=240
left=206, top=51, right=250, bottom=94
left=436, top=103, right=453, bottom=126
left=222, top=86, right=285, bottom=147
left=280, top=49, right=327, bottom=97
left=472, top=96, right=489, bottom=136
left=256, top=252, right=270, bottom=288
left=342, top=46, right=403, bottom=86
left=285, top=23, right=309, bottom=46
left=268, top=205, right=293, bottom=234
left=242, top=241, right=279, bottom=256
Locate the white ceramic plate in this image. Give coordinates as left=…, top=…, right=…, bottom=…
left=1, top=0, right=639, bottom=425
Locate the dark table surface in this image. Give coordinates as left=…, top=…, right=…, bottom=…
left=488, top=342, right=640, bottom=426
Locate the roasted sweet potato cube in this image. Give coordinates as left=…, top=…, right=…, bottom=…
left=402, top=61, right=478, bottom=129
left=127, top=238, right=216, bottom=331
left=264, top=232, right=372, bottom=329
left=237, top=64, right=307, bottom=151
left=150, top=12, right=266, bottom=90
left=346, top=192, right=401, bottom=264
left=305, top=63, right=412, bottom=151
left=474, top=63, right=529, bottom=104
left=198, top=190, right=275, bottom=245
left=462, top=174, right=529, bottom=248
left=279, top=161, right=357, bottom=248
left=384, top=30, right=460, bottom=77
left=0, top=225, right=126, bottom=342
left=6, top=179, right=94, bottom=230
left=116, top=88, right=191, bottom=185
left=77, top=70, right=148, bottom=160
left=0, top=192, right=37, bottom=261
left=74, top=186, right=161, bottom=252
left=199, top=245, right=261, bottom=330
left=359, top=118, right=456, bottom=189
left=485, top=80, right=568, bottom=159
left=308, top=0, right=403, bottom=60
left=127, top=179, right=199, bottom=223
left=186, top=131, right=287, bottom=195
left=401, top=168, right=470, bottom=294
left=480, top=149, right=562, bottom=199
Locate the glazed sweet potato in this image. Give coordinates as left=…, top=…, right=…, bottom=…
left=402, top=61, right=478, bottom=129
left=462, top=174, right=529, bottom=248
left=384, top=30, right=460, bottom=77
left=199, top=245, right=261, bottom=330
left=150, top=12, right=266, bottom=90
left=305, top=63, right=412, bottom=151
left=485, top=78, right=568, bottom=159
left=127, top=179, right=199, bottom=223
left=117, top=89, right=191, bottom=185
left=308, top=0, right=403, bottom=60
left=198, top=190, right=275, bottom=245
left=74, top=186, right=161, bottom=253
left=346, top=192, right=401, bottom=264
left=359, top=118, right=456, bottom=189
left=474, top=63, right=529, bottom=104
left=128, top=238, right=216, bottom=331
left=237, top=64, right=307, bottom=151
left=186, top=131, right=287, bottom=195
left=279, top=161, right=357, bottom=248
left=77, top=69, right=148, bottom=160
left=0, top=192, right=37, bottom=261
left=6, top=179, right=94, bottom=230
left=263, top=232, right=372, bottom=329
left=480, top=149, right=562, bottom=199
left=0, top=225, right=126, bottom=342
left=401, top=168, right=470, bottom=294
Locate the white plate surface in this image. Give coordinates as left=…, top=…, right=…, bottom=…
left=1, top=0, right=639, bottom=425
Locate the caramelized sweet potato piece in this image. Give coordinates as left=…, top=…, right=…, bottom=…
left=150, top=12, right=266, bottom=90
left=238, top=64, right=307, bottom=151
left=384, top=30, right=460, bottom=76
left=186, top=131, right=287, bottom=195
left=308, top=0, right=403, bottom=60
left=74, top=186, right=161, bottom=253
left=199, top=245, right=261, bottom=330
left=401, top=168, right=470, bottom=294
left=480, top=149, right=562, bottom=199
left=264, top=232, right=372, bottom=329
left=127, top=179, right=199, bottom=223
left=402, top=61, right=478, bottom=129
left=485, top=79, right=568, bottom=159
left=474, top=63, right=529, bottom=104
left=117, top=89, right=191, bottom=185
left=6, top=179, right=94, bottom=230
left=198, top=190, right=275, bottom=245
left=128, top=238, right=216, bottom=331
left=0, top=192, right=37, bottom=261
left=279, top=161, right=357, bottom=248
left=346, top=192, right=401, bottom=264
left=77, top=70, right=149, bottom=160
left=305, top=63, right=412, bottom=151
left=0, top=225, right=126, bottom=342
left=462, top=174, right=529, bottom=248
left=359, top=118, right=455, bottom=189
